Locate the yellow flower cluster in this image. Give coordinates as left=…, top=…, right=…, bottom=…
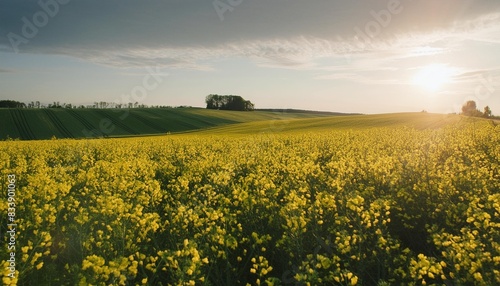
left=0, top=121, right=499, bottom=285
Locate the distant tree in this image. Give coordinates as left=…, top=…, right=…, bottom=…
left=484, top=106, right=492, bottom=118
left=205, top=94, right=254, bottom=111
left=48, top=101, right=62, bottom=108
left=0, top=100, right=26, bottom=108
left=461, top=100, right=483, bottom=117
left=206, top=94, right=221, bottom=109
left=244, top=100, right=254, bottom=111
left=461, top=100, right=476, bottom=115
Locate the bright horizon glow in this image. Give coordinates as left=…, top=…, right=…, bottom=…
left=412, top=64, right=456, bottom=93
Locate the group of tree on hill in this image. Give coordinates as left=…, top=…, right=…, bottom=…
left=461, top=100, right=494, bottom=118
left=205, top=94, right=254, bottom=111
left=0, top=100, right=27, bottom=108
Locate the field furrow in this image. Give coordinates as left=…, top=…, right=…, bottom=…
left=94, top=110, right=140, bottom=135
left=43, top=109, right=75, bottom=138
left=66, top=109, right=97, bottom=131
left=129, top=111, right=167, bottom=132
left=9, top=109, right=35, bottom=140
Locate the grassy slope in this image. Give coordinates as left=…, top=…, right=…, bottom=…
left=0, top=108, right=342, bottom=140
left=2, top=108, right=490, bottom=140
left=190, top=112, right=485, bottom=135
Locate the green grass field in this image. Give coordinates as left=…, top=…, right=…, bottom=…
left=0, top=108, right=344, bottom=140
left=1, top=108, right=493, bottom=140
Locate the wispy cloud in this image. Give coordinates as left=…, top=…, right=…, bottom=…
left=54, top=47, right=219, bottom=70
left=315, top=72, right=401, bottom=85
left=453, top=67, right=500, bottom=83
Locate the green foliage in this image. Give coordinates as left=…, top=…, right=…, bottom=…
left=0, top=108, right=337, bottom=140
left=205, top=94, right=254, bottom=111
left=0, top=100, right=26, bottom=108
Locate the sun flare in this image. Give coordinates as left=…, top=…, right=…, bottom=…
left=412, top=64, right=455, bottom=92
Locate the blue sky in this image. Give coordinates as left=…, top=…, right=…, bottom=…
left=1, top=0, right=500, bottom=114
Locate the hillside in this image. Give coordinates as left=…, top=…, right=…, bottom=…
left=0, top=107, right=344, bottom=140
left=2, top=108, right=490, bottom=140
left=190, top=112, right=481, bottom=135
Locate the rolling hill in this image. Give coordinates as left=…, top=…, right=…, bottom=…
left=1, top=108, right=490, bottom=140
left=190, top=112, right=484, bottom=135
left=0, top=107, right=345, bottom=140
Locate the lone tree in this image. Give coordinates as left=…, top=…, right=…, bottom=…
left=205, top=94, right=254, bottom=111
left=484, top=106, right=492, bottom=118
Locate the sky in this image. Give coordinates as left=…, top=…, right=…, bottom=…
left=1, top=0, right=500, bottom=114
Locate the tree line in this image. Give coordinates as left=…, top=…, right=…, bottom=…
left=0, top=100, right=188, bottom=109
left=205, top=94, right=254, bottom=111
left=1, top=96, right=256, bottom=111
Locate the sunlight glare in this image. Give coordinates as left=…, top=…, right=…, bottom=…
left=412, top=64, right=455, bottom=92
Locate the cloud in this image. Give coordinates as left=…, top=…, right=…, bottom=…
left=453, top=67, right=500, bottom=83
left=0, top=68, right=14, bottom=73
left=316, top=72, right=401, bottom=85
left=52, top=47, right=220, bottom=70
left=1, top=0, right=500, bottom=69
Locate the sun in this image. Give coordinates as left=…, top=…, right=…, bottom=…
left=412, top=64, right=455, bottom=92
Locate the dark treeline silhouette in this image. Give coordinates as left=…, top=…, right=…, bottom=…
left=0, top=99, right=189, bottom=109
left=0, top=100, right=26, bottom=108
left=205, top=94, right=254, bottom=111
